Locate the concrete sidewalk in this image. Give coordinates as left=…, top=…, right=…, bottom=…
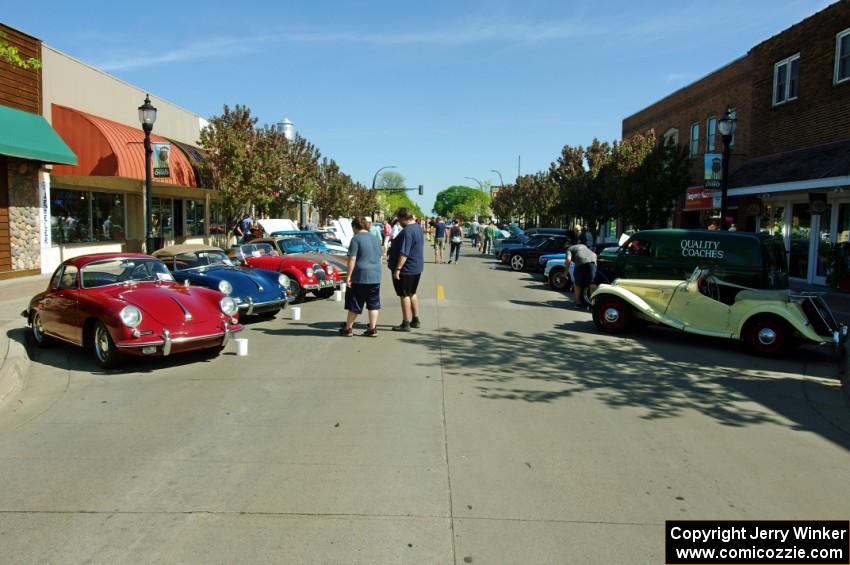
left=0, top=273, right=50, bottom=405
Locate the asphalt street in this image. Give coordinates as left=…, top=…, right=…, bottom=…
left=0, top=245, right=848, bottom=564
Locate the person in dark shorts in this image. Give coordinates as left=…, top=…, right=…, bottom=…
left=388, top=208, right=425, bottom=331
left=565, top=236, right=597, bottom=309
left=340, top=216, right=383, bottom=337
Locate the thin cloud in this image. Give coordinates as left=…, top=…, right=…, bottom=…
left=97, top=36, right=270, bottom=71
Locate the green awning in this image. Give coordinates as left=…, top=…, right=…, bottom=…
left=0, top=105, right=77, bottom=165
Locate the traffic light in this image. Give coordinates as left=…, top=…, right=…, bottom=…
left=418, top=185, right=424, bottom=196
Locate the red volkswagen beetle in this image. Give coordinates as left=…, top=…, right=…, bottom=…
left=23, top=253, right=243, bottom=368
left=228, top=237, right=343, bottom=302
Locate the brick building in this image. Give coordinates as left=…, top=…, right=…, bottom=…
left=622, top=0, right=850, bottom=285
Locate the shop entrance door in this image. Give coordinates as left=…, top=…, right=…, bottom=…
left=812, top=205, right=832, bottom=286
left=789, top=203, right=811, bottom=281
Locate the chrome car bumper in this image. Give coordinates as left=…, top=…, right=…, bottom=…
left=116, top=323, right=243, bottom=355
left=237, top=297, right=287, bottom=315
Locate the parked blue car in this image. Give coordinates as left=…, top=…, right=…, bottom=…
left=153, top=244, right=293, bottom=317
left=271, top=230, right=348, bottom=255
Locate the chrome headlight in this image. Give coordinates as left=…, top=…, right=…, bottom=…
left=218, top=280, right=233, bottom=295
left=325, top=264, right=334, bottom=275
left=119, top=305, right=142, bottom=328
left=220, top=296, right=238, bottom=316
left=305, top=267, right=314, bottom=278
left=278, top=274, right=290, bottom=288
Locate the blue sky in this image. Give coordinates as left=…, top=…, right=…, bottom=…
left=7, top=0, right=834, bottom=212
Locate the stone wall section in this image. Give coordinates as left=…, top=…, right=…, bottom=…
left=7, top=159, right=41, bottom=271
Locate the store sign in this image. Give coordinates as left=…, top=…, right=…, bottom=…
left=38, top=173, right=51, bottom=247
left=685, top=187, right=720, bottom=210
left=704, top=153, right=722, bottom=189
left=153, top=142, right=171, bottom=178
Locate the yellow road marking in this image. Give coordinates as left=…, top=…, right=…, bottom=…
left=437, top=284, right=445, bottom=302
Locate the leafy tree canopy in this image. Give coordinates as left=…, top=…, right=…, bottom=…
left=432, top=185, right=490, bottom=220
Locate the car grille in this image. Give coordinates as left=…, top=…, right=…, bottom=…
left=799, top=294, right=839, bottom=336
left=313, top=264, right=327, bottom=281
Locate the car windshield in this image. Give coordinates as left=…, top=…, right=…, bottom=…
left=240, top=243, right=275, bottom=257
left=527, top=236, right=548, bottom=247
left=172, top=250, right=233, bottom=270
left=277, top=238, right=309, bottom=254
left=81, top=258, right=173, bottom=288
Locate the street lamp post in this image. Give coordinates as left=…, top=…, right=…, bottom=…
left=464, top=176, right=483, bottom=191
left=372, top=165, right=397, bottom=190
left=490, top=169, right=504, bottom=190
left=717, top=108, right=736, bottom=231
left=138, top=94, right=157, bottom=252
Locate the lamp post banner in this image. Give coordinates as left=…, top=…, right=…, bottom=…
left=704, top=153, right=722, bottom=189
left=153, top=142, right=171, bottom=178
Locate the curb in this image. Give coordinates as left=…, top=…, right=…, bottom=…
left=0, top=322, right=30, bottom=407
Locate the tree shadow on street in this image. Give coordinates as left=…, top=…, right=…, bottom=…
left=398, top=325, right=850, bottom=449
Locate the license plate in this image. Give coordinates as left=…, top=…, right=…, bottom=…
left=142, top=346, right=157, bottom=355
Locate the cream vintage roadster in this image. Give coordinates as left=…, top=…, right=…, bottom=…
left=590, top=268, right=847, bottom=356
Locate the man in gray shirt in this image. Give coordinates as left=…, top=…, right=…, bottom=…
left=340, top=216, right=384, bottom=337
left=565, top=236, right=597, bottom=309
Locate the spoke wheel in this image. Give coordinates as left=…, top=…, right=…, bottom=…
left=744, top=316, right=790, bottom=357
left=550, top=268, right=568, bottom=291
left=92, top=320, right=123, bottom=369
left=510, top=254, right=525, bottom=271
left=288, top=278, right=304, bottom=303
left=592, top=297, right=632, bottom=334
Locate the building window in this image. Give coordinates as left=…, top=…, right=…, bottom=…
left=689, top=123, right=699, bottom=157
left=209, top=201, right=226, bottom=235
left=773, top=54, right=800, bottom=105
left=186, top=200, right=206, bottom=236
left=151, top=197, right=174, bottom=239
left=92, top=193, right=126, bottom=241
left=51, top=189, right=127, bottom=244
left=836, top=28, right=850, bottom=84
left=706, top=116, right=717, bottom=152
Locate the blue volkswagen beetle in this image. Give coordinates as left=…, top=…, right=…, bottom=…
left=153, top=244, right=293, bottom=317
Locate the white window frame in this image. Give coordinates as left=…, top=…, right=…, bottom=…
left=689, top=122, right=699, bottom=157
left=772, top=53, right=800, bottom=106
left=706, top=116, right=717, bottom=152
left=835, top=28, right=850, bottom=85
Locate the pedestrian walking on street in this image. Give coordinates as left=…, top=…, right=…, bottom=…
left=433, top=216, right=447, bottom=263
left=240, top=213, right=254, bottom=244
left=383, top=219, right=393, bottom=256
left=340, top=216, right=383, bottom=337
left=388, top=208, right=424, bottom=331
left=471, top=218, right=480, bottom=249
left=368, top=217, right=382, bottom=246
left=477, top=222, right=486, bottom=252
left=565, top=235, right=598, bottom=309
left=484, top=221, right=497, bottom=254
left=448, top=219, right=463, bottom=264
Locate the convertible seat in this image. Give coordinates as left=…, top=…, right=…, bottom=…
left=734, top=289, right=790, bottom=303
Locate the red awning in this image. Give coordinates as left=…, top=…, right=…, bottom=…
left=50, top=104, right=197, bottom=187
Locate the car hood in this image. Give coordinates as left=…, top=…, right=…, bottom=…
left=176, top=266, right=284, bottom=299
left=613, top=279, right=685, bottom=291
left=101, top=283, right=223, bottom=325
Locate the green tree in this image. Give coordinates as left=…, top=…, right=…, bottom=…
left=0, top=33, right=40, bottom=69
left=376, top=171, right=406, bottom=190
left=198, top=105, right=266, bottom=229
left=376, top=191, right=423, bottom=219
left=432, top=185, right=490, bottom=219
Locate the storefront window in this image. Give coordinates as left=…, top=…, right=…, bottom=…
left=92, top=193, right=126, bottom=241
left=151, top=198, right=174, bottom=239
left=186, top=200, right=205, bottom=236
left=209, top=201, right=226, bottom=235
left=51, top=189, right=91, bottom=244
left=837, top=204, right=850, bottom=243
left=759, top=204, right=785, bottom=237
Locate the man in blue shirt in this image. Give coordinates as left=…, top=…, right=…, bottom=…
left=388, top=208, right=424, bottom=331
left=433, top=217, right=447, bottom=264
left=340, top=216, right=383, bottom=337
left=240, top=214, right=253, bottom=244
